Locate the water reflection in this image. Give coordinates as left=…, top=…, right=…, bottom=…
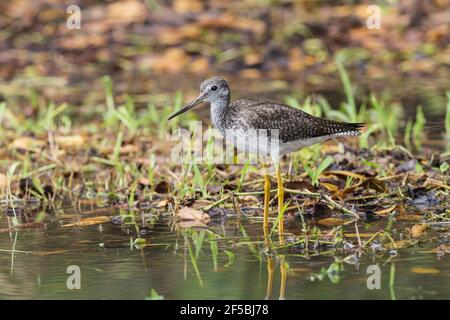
left=264, top=257, right=275, bottom=299
left=0, top=212, right=448, bottom=299
left=265, top=255, right=288, bottom=300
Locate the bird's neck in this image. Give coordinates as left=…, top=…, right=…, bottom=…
left=210, top=96, right=230, bottom=131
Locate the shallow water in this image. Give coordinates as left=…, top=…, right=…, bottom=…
left=0, top=210, right=448, bottom=300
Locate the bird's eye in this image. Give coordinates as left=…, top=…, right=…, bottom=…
left=210, top=85, right=218, bottom=91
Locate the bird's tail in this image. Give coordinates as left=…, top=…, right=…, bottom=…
left=336, top=122, right=365, bottom=137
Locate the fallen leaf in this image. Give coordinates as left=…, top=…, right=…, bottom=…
left=189, top=57, right=209, bottom=74
left=410, top=267, right=440, bottom=274
left=244, top=52, right=262, bottom=66
left=240, top=69, right=261, bottom=79
left=239, top=195, right=259, bottom=203
left=197, top=13, right=265, bottom=37
left=58, top=34, right=107, bottom=50
left=320, top=182, right=339, bottom=192
left=411, top=223, right=428, bottom=238
left=344, top=233, right=376, bottom=238
left=375, top=205, right=397, bottom=216
left=173, top=0, right=203, bottom=13
left=397, top=214, right=423, bottom=221
left=10, top=137, right=45, bottom=152
left=156, top=24, right=203, bottom=45
left=288, top=48, right=305, bottom=71
left=55, top=135, right=85, bottom=148
left=63, top=216, right=111, bottom=227
left=176, top=207, right=210, bottom=223
left=120, top=144, right=138, bottom=154
left=138, top=177, right=150, bottom=187
left=107, top=0, right=147, bottom=24
left=317, top=217, right=345, bottom=226
left=138, top=48, right=190, bottom=73
left=156, top=199, right=169, bottom=208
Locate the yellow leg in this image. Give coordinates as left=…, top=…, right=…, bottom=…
left=279, top=255, right=287, bottom=300
left=263, top=173, right=271, bottom=247
left=276, top=163, right=285, bottom=245
left=265, top=257, right=275, bottom=300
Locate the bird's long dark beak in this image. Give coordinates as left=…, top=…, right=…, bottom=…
left=168, top=94, right=205, bottom=120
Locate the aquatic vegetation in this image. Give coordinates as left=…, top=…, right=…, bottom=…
left=303, top=156, right=334, bottom=187
left=309, top=260, right=344, bottom=284
left=412, top=106, right=426, bottom=150
left=146, top=289, right=164, bottom=300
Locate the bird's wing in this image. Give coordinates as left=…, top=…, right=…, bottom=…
left=228, top=99, right=363, bottom=143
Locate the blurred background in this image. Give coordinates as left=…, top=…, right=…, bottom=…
left=0, top=0, right=449, bottom=129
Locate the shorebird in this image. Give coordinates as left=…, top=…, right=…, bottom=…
left=168, top=77, right=363, bottom=246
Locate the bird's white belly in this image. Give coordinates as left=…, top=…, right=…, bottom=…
left=222, top=128, right=281, bottom=159
left=278, top=136, right=331, bottom=154
left=222, top=129, right=341, bottom=159
left=279, top=132, right=355, bottom=154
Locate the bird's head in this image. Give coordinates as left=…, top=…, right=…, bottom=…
left=168, top=77, right=229, bottom=120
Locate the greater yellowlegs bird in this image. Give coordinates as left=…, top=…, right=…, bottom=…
left=168, top=76, right=364, bottom=245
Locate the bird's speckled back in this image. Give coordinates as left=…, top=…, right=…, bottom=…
left=222, top=98, right=363, bottom=143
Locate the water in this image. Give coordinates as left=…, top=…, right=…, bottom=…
left=0, top=211, right=448, bottom=300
